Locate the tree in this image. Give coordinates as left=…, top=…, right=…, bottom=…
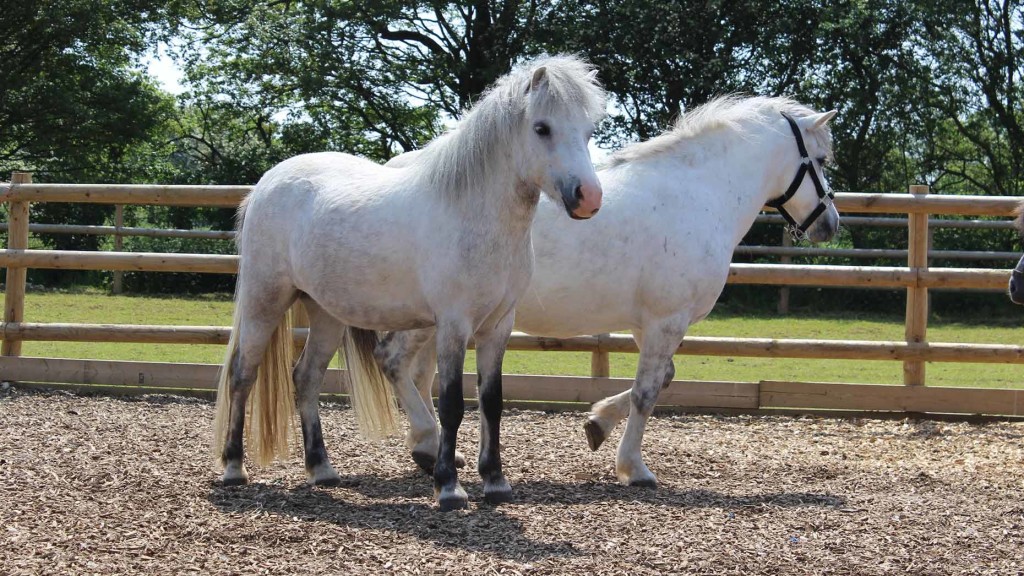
left=539, top=0, right=823, bottom=146
left=171, top=1, right=563, bottom=163
left=0, top=0, right=174, bottom=182
left=919, top=0, right=1024, bottom=196
left=0, top=0, right=180, bottom=268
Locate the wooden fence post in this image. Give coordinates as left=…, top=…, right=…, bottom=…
left=112, top=204, right=124, bottom=294
left=3, top=172, right=32, bottom=357
left=904, top=184, right=930, bottom=386
left=591, top=333, right=610, bottom=377
left=778, top=229, right=792, bottom=314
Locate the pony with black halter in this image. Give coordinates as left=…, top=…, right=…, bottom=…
left=370, top=95, right=840, bottom=487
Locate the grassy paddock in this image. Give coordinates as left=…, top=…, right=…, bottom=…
left=12, top=290, right=1024, bottom=388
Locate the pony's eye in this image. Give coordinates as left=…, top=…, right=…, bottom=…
left=816, top=156, right=827, bottom=167
left=534, top=122, right=551, bottom=137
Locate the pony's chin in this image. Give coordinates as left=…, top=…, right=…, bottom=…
left=806, top=212, right=839, bottom=243
left=569, top=208, right=598, bottom=220
left=1009, top=284, right=1024, bottom=305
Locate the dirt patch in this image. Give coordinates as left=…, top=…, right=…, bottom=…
left=2, top=387, right=1023, bottom=575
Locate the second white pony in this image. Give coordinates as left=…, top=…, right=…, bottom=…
left=370, top=95, right=840, bottom=487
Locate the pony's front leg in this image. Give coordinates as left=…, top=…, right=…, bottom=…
left=433, top=319, right=472, bottom=511
left=474, top=312, right=515, bottom=505
left=616, top=316, right=688, bottom=487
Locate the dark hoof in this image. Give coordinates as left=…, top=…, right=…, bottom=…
left=221, top=476, right=248, bottom=487
left=412, top=451, right=436, bottom=475
left=313, top=476, right=343, bottom=488
left=438, top=494, right=469, bottom=512
left=583, top=417, right=606, bottom=451
left=629, top=478, right=658, bottom=489
left=484, top=489, right=513, bottom=506
left=454, top=451, right=467, bottom=469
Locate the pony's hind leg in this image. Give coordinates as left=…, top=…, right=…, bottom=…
left=615, top=316, right=688, bottom=487
left=220, top=285, right=298, bottom=485
left=584, top=329, right=644, bottom=451
left=408, top=332, right=467, bottom=470
left=292, top=296, right=345, bottom=486
left=373, top=328, right=443, bottom=474
left=473, top=311, right=515, bottom=505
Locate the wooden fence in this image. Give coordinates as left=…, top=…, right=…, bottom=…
left=2, top=173, right=1023, bottom=417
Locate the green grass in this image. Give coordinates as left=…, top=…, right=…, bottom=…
left=13, top=290, right=1024, bottom=388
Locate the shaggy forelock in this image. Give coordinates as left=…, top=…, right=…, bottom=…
left=410, top=54, right=607, bottom=199
left=607, top=95, right=833, bottom=167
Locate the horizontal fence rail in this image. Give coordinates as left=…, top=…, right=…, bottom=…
left=0, top=252, right=1010, bottom=289
left=2, top=176, right=1023, bottom=418
left=2, top=182, right=1021, bottom=214
left=3, top=323, right=1024, bottom=365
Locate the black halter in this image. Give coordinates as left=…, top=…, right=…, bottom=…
left=765, top=112, right=834, bottom=241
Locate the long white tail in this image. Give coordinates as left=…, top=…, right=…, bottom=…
left=345, top=327, right=399, bottom=440
left=212, top=301, right=297, bottom=466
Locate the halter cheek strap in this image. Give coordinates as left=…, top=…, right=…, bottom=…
left=765, top=112, right=834, bottom=240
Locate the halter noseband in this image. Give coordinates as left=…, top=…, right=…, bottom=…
left=765, top=112, right=834, bottom=241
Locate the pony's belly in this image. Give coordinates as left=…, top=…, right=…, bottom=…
left=330, top=303, right=436, bottom=332
left=513, top=295, right=636, bottom=339
left=303, top=283, right=435, bottom=332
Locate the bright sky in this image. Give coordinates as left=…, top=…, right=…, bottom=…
left=144, top=44, right=185, bottom=95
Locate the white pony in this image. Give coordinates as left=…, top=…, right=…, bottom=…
left=369, top=96, right=840, bottom=487
left=212, top=55, right=607, bottom=511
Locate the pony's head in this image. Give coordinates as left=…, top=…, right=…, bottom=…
left=1009, top=200, right=1024, bottom=304
left=506, top=55, right=607, bottom=219
left=766, top=105, right=840, bottom=243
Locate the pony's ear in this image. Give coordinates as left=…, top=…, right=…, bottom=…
left=799, top=109, right=838, bottom=131
left=527, top=66, right=548, bottom=94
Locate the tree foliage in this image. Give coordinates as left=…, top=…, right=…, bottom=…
left=5, top=0, right=1024, bottom=300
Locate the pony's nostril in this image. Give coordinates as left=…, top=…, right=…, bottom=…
left=575, top=185, right=584, bottom=201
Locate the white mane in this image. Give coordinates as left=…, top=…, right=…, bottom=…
left=408, top=55, right=607, bottom=201
left=606, top=95, right=832, bottom=168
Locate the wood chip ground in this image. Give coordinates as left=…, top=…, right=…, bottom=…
left=2, top=387, right=1023, bottom=575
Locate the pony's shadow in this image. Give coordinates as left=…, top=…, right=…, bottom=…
left=343, top=471, right=847, bottom=510
left=208, top=472, right=580, bottom=560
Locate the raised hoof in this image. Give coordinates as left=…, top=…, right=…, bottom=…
left=583, top=417, right=607, bottom=451
left=412, top=451, right=436, bottom=475
left=412, top=450, right=468, bottom=475
left=628, top=477, right=658, bottom=489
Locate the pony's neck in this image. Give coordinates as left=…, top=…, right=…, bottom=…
left=730, top=128, right=795, bottom=247
left=414, top=113, right=539, bottom=235
left=634, top=125, right=787, bottom=247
